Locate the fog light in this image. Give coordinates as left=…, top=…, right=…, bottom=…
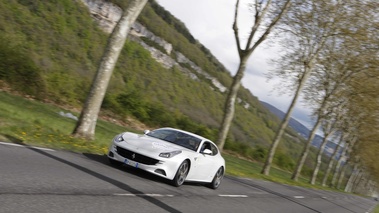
left=155, top=169, right=166, bottom=176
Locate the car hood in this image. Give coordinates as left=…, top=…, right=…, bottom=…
left=119, top=132, right=184, bottom=153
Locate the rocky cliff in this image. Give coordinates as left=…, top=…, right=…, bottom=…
left=79, top=0, right=228, bottom=93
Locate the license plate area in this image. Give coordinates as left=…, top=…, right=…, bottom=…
left=124, top=158, right=139, bottom=168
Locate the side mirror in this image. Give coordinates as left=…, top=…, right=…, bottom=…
left=144, top=130, right=150, bottom=134
left=202, top=149, right=212, bottom=155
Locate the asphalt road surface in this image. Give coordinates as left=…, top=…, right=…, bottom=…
left=0, top=142, right=377, bottom=213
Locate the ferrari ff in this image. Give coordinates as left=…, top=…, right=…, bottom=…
left=108, top=127, right=225, bottom=189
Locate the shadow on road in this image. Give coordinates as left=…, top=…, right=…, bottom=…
left=26, top=147, right=181, bottom=213
left=83, top=153, right=172, bottom=184
left=83, top=153, right=206, bottom=188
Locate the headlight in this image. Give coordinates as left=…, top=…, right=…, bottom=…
left=159, top=150, right=182, bottom=158
left=114, top=134, right=124, bottom=143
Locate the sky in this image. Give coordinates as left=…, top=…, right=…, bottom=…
left=156, top=0, right=314, bottom=128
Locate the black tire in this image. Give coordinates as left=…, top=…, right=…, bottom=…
left=209, top=167, right=224, bottom=189
left=172, top=160, right=190, bottom=187
left=109, top=158, right=123, bottom=167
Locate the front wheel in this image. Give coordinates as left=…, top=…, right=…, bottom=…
left=172, top=160, right=189, bottom=187
left=209, top=167, right=224, bottom=189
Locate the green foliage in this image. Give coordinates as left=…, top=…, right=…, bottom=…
left=0, top=0, right=106, bottom=103
left=103, top=91, right=218, bottom=139
left=45, top=71, right=90, bottom=104
left=116, top=91, right=150, bottom=119
left=140, top=37, right=167, bottom=54
left=252, top=145, right=268, bottom=162
left=0, top=35, right=46, bottom=97
left=274, top=151, right=295, bottom=170
left=0, top=0, right=315, bottom=173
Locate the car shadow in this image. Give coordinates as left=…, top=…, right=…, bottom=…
left=83, top=153, right=207, bottom=188
left=83, top=153, right=171, bottom=185
left=21, top=145, right=181, bottom=213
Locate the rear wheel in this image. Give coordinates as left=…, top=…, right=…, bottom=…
left=209, top=167, right=224, bottom=189
left=172, top=160, right=189, bottom=187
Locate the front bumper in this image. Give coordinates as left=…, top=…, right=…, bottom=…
left=108, top=144, right=179, bottom=180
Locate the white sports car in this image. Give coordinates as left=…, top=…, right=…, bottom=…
left=108, top=127, right=225, bottom=189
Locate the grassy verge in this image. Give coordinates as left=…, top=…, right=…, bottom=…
left=0, top=91, right=350, bottom=191
left=0, top=91, right=129, bottom=154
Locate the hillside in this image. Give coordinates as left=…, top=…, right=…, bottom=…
left=261, top=101, right=338, bottom=155
left=0, top=0, right=317, bottom=166
left=261, top=101, right=311, bottom=139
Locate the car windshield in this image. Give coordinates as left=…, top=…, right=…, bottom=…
left=146, top=129, right=201, bottom=151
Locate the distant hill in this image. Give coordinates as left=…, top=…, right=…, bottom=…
left=260, top=101, right=310, bottom=138
left=261, top=101, right=338, bottom=155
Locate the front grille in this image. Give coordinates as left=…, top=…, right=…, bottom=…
left=116, top=146, right=159, bottom=165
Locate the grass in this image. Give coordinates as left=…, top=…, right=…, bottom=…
left=0, top=91, right=129, bottom=154
left=0, top=91, right=357, bottom=192
left=224, top=153, right=334, bottom=191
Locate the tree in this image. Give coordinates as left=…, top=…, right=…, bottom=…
left=339, top=8, right=379, bottom=187
left=216, top=0, right=291, bottom=152
left=336, top=146, right=354, bottom=189
left=330, top=138, right=356, bottom=187
left=321, top=134, right=344, bottom=187
left=309, top=109, right=340, bottom=185
left=262, top=0, right=342, bottom=175
left=292, top=30, right=364, bottom=181
left=72, top=0, right=148, bottom=140
left=344, top=162, right=360, bottom=193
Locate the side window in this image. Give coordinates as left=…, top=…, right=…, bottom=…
left=210, top=144, right=218, bottom=155
left=201, top=142, right=218, bottom=156
left=200, top=142, right=212, bottom=154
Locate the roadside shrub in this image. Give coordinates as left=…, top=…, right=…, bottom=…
left=274, top=151, right=295, bottom=170
left=145, top=103, right=177, bottom=127
left=0, top=37, right=46, bottom=97
left=116, top=91, right=150, bottom=120
left=225, top=141, right=255, bottom=157
left=300, top=165, right=314, bottom=178
left=251, top=145, right=267, bottom=162
left=45, top=72, right=89, bottom=104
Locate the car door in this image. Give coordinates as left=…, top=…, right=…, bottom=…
left=188, top=141, right=219, bottom=181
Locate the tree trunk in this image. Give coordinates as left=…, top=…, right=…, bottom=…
left=291, top=118, right=321, bottom=181
left=310, top=129, right=335, bottom=185
left=344, top=163, right=358, bottom=192
left=330, top=143, right=349, bottom=187
left=336, top=159, right=348, bottom=189
left=351, top=170, right=364, bottom=193
left=345, top=165, right=359, bottom=192
left=321, top=138, right=343, bottom=187
left=217, top=56, right=248, bottom=152
left=72, top=0, right=148, bottom=140
left=261, top=70, right=311, bottom=175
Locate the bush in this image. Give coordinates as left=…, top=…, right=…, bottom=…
left=274, top=151, right=295, bottom=170
left=251, top=145, right=267, bottom=162
left=116, top=91, right=149, bottom=120
left=0, top=36, right=46, bottom=97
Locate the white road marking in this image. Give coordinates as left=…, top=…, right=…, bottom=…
left=294, top=196, right=305, bottom=199
left=0, top=142, right=55, bottom=151
left=113, top=193, right=174, bottom=197
left=219, top=194, right=248, bottom=198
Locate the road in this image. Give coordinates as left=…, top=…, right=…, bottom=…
left=0, top=142, right=377, bottom=213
